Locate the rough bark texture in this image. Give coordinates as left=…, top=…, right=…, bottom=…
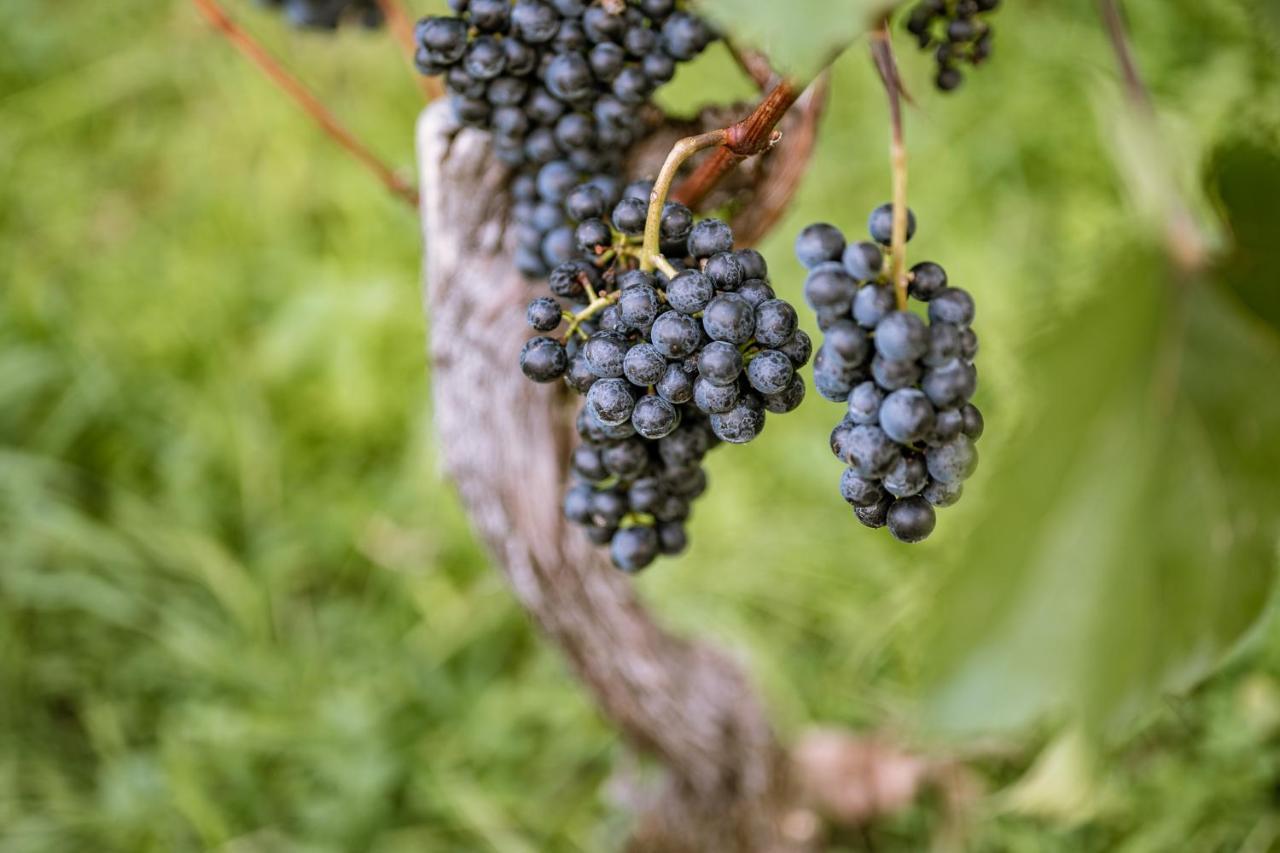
left=416, top=92, right=938, bottom=851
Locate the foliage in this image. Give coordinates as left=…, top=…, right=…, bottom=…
left=1, top=0, right=1278, bottom=850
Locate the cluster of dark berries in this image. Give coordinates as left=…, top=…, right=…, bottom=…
left=413, top=1, right=717, bottom=277
left=904, top=0, right=997, bottom=91
left=795, top=205, right=982, bottom=543
left=255, top=0, right=383, bottom=30
left=520, top=185, right=809, bottom=571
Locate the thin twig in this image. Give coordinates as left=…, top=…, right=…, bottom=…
left=724, top=40, right=777, bottom=91
left=1097, top=0, right=1206, bottom=275
left=1097, top=0, right=1152, bottom=114
left=671, top=80, right=800, bottom=210
left=192, top=0, right=420, bottom=208
left=870, top=21, right=910, bottom=311
left=375, top=0, right=444, bottom=101
left=641, top=130, right=730, bottom=271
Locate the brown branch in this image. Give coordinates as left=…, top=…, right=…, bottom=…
left=192, top=0, right=419, bottom=208
left=870, top=21, right=910, bottom=310
left=375, top=0, right=444, bottom=101
left=671, top=80, right=801, bottom=210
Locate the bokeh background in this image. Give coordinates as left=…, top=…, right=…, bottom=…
left=3, top=0, right=1279, bottom=850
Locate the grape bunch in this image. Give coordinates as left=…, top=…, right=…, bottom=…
left=255, top=0, right=383, bottom=30
left=413, top=1, right=717, bottom=277
left=904, top=0, right=998, bottom=91
left=520, top=185, right=809, bottom=571
left=795, top=205, right=981, bottom=543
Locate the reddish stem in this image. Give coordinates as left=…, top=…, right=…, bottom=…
left=671, top=80, right=801, bottom=209
left=192, top=0, right=419, bottom=208
left=375, top=0, right=444, bottom=101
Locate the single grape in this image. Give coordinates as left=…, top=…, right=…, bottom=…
left=632, top=395, right=680, bottom=439
left=909, top=261, right=948, bottom=301
left=746, top=350, right=794, bottom=395
left=651, top=311, right=703, bottom=358
left=928, top=288, right=976, bottom=326
left=702, top=293, right=756, bottom=344
left=705, top=252, right=744, bottom=291
left=655, top=361, right=695, bottom=404
left=886, top=496, right=936, bottom=543
left=693, top=376, right=739, bottom=414
left=843, top=241, right=884, bottom=281
left=763, top=374, right=806, bottom=413
left=847, top=381, right=884, bottom=425
left=926, top=435, right=978, bottom=484
left=840, top=467, right=885, bottom=507
left=520, top=336, right=568, bottom=382
left=883, top=452, right=929, bottom=498
left=688, top=219, right=735, bottom=258
left=611, top=525, right=659, bottom=572
left=622, top=342, right=667, bottom=387
left=874, top=311, right=930, bottom=361
left=587, top=377, right=636, bottom=425
left=710, top=395, right=766, bottom=444
left=867, top=203, right=917, bottom=245
left=527, top=296, right=562, bottom=332
left=794, top=223, right=847, bottom=269
left=754, top=300, right=798, bottom=348
left=697, top=340, right=743, bottom=386
left=667, top=271, right=715, bottom=315
left=878, top=388, right=936, bottom=444
left=853, top=284, right=896, bottom=329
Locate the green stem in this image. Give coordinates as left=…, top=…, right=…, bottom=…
left=640, top=129, right=729, bottom=272
left=871, top=21, right=910, bottom=311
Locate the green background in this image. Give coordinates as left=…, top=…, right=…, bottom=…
left=3, top=0, right=1279, bottom=849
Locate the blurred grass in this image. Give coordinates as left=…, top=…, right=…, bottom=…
left=1, top=0, right=1278, bottom=850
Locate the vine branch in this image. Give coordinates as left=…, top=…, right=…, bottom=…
left=870, top=21, right=910, bottom=310
left=192, top=0, right=420, bottom=208
left=671, top=80, right=801, bottom=210
left=375, top=0, right=444, bottom=101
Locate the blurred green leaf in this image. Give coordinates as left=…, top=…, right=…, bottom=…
left=919, top=253, right=1280, bottom=735
left=696, top=0, right=897, bottom=78
left=1208, top=137, right=1280, bottom=332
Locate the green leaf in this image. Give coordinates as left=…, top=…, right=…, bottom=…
left=917, top=253, right=1280, bottom=736
left=696, top=0, right=897, bottom=79
left=1207, top=137, right=1280, bottom=333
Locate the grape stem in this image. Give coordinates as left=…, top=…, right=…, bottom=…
left=870, top=21, right=910, bottom=311
left=639, top=129, right=730, bottom=272
left=191, top=0, right=420, bottom=209
left=374, top=0, right=444, bottom=102
left=561, top=291, right=619, bottom=342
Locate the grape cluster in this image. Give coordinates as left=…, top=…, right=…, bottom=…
left=795, top=206, right=981, bottom=543
left=255, top=0, right=383, bottom=30
left=521, top=186, right=809, bottom=571
left=904, top=0, right=997, bottom=91
left=413, top=1, right=717, bottom=277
